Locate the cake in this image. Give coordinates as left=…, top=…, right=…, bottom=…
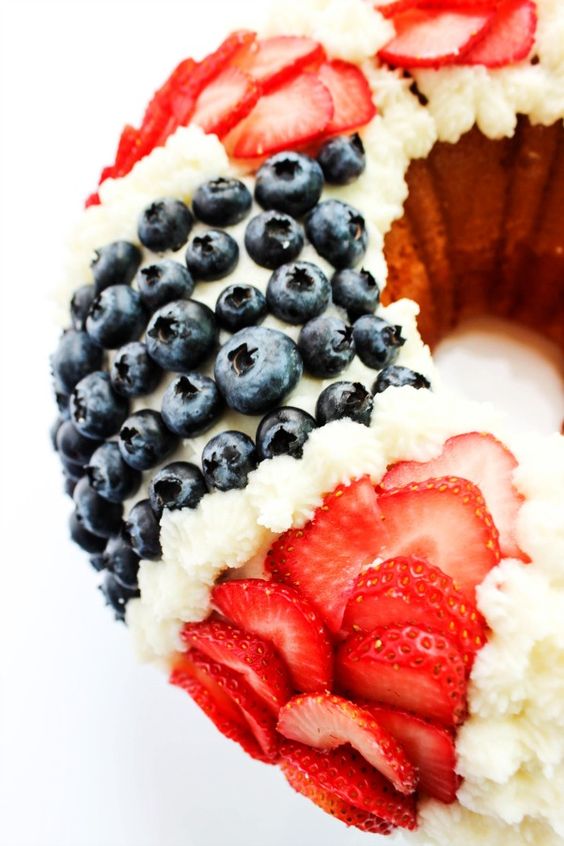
left=49, top=0, right=564, bottom=843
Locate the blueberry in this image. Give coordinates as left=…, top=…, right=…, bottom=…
left=111, top=342, right=162, bottom=397
left=70, top=371, right=129, bottom=440
left=352, top=316, right=405, bottom=370
left=136, top=260, right=194, bottom=311
left=69, top=510, right=106, bottom=554
left=86, top=285, right=148, bottom=350
left=124, top=499, right=162, bottom=560
left=70, top=284, right=96, bottom=330
left=266, top=261, right=330, bottom=325
left=91, top=241, right=142, bottom=292
left=57, top=420, right=102, bottom=465
left=215, top=327, right=303, bottom=415
left=202, top=431, right=258, bottom=492
left=50, top=416, right=64, bottom=451
left=186, top=230, right=239, bottom=281
left=193, top=177, right=252, bottom=227
left=53, top=381, right=71, bottom=419
left=317, top=134, right=366, bottom=185
left=89, top=553, right=107, bottom=573
left=149, top=461, right=207, bottom=515
left=86, top=441, right=141, bottom=503
left=64, top=476, right=78, bottom=498
left=255, top=152, right=323, bottom=217
left=331, top=268, right=380, bottom=321
left=245, top=211, right=304, bottom=270
left=118, top=409, right=177, bottom=471
left=306, top=200, right=367, bottom=269
left=216, top=285, right=267, bottom=333
left=73, top=476, right=123, bottom=538
left=138, top=198, right=194, bottom=252
left=316, top=381, right=373, bottom=427
left=102, top=532, right=140, bottom=589
left=51, top=329, right=104, bottom=394
left=298, top=316, right=355, bottom=377
left=60, top=455, right=86, bottom=482
left=146, top=300, right=217, bottom=372
left=161, top=373, right=222, bottom=437
left=99, top=572, right=139, bottom=622
left=256, top=407, right=317, bottom=461
left=372, top=365, right=431, bottom=395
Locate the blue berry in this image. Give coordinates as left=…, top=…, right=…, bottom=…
left=372, top=365, right=431, bottom=395
left=216, top=285, right=267, bottom=332
left=306, top=200, right=367, bottom=269
left=91, top=241, right=141, bottom=292
left=298, top=316, right=355, bottom=377
left=99, top=572, right=139, bottom=622
left=215, top=326, right=303, bottom=415
left=331, top=268, right=380, bottom=321
left=60, top=455, right=86, bottom=481
left=89, top=553, right=107, bottom=572
left=86, top=441, right=141, bottom=503
left=70, top=371, right=129, bottom=440
left=138, top=198, right=194, bottom=252
left=56, top=420, right=102, bottom=465
left=102, top=532, right=140, bottom=589
left=86, top=285, right=147, bottom=349
left=53, top=380, right=71, bottom=419
left=50, top=416, right=64, bottom=451
left=256, top=407, right=317, bottom=461
left=245, top=211, right=304, bottom=270
left=64, top=476, right=78, bottom=498
left=186, top=230, right=239, bottom=281
left=73, top=476, right=123, bottom=538
left=267, top=261, right=330, bottom=325
left=69, top=510, right=106, bottom=554
left=51, top=329, right=104, bottom=394
left=124, top=499, right=161, bottom=560
left=136, top=260, right=194, bottom=311
left=161, top=373, right=222, bottom=437
left=353, top=315, right=405, bottom=370
left=317, top=134, right=366, bottom=185
left=149, top=461, right=207, bottom=515
left=193, top=177, right=252, bottom=226
left=146, top=300, right=217, bottom=372
left=111, top=342, right=162, bottom=397
left=202, top=431, right=258, bottom=492
left=315, top=381, right=373, bottom=427
left=70, top=284, right=96, bottom=330
left=255, top=152, right=323, bottom=217
left=118, top=409, right=177, bottom=471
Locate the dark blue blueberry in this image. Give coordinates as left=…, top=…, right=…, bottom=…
left=331, top=268, right=380, bottom=321
left=146, top=300, right=217, bottom=372
left=215, top=327, right=303, bottom=415
left=266, top=261, right=330, bottom=325
left=136, top=260, right=194, bottom=311
left=53, top=381, right=71, bottom=419
left=255, top=152, right=323, bottom=217
left=193, top=177, right=252, bottom=227
left=244, top=211, right=304, bottom=270
left=215, top=285, right=267, bottom=333
left=56, top=420, right=102, bottom=465
left=60, top=455, right=86, bottom=482
left=298, top=316, right=355, bottom=377
left=50, top=416, right=64, bottom=451
left=86, top=285, right=147, bottom=349
left=69, top=510, right=106, bottom=554
left=51, top=329, right=104, bottom=394
left=73, top=476, right=123, bottom=538
left=70, top=371, right=129, bottom=440
left=111, top=342, right=162, bottom=397
left=185, top=230, right=239, bottom=281
left=202, top=431, right=258, bottom=492
left=124, top=499, right=162, bottom=560
left=353, top=316, right=405, bottom=370
left=306, top=200, right=367, bottom=269
left=99, top=572, right=139, bottom=622
left=149, top=461, right=207, bottom=515
left=161, top=373, right=222, bottom=437
left=315, top=381, right=373, bottom=427
left=118, top=409, right=178, bottom=471
left=89, top=553, right=107, bottom=572
left=64, top=475, right=77, bottom=498
left=91, top=241, right=142, bottom=292
left=86, top=441, right=141, bottom=503
left=138, top=198, right=194, bottom=252
left=70, top=284, right=97, bottom=330
left=102, top=532, right=140, bottom=589
left=256, top=407, right=317, bottom=461
left=317, top=134, right=366, bottom=185
left=372, top=365, right=431, bottom=395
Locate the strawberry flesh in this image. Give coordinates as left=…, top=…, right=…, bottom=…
left=317, top=61, right=377, bottom=134
left=459, top=0, right=537, bottom=67
left=191, top=66, right=259, bottom=137
left=234, top=35, right=326, bottom=92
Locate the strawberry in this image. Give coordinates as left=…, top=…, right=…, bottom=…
left=188, top=30, right=257, bottom=94
left=267, top=477, right=387, bottom=634
left=317, top=61, right=377, bottom=135
left=280, top=742, right=417, bottom=829
left=191, top=67, right=259, bottom=137
left=376, top=476, right=501, bottom=599
left=234, top=35, right=326, bottom=93
left=337, top=625, right=467, bottom=726
left=459, top=0, right=537, bottom=68
left=170, top=650, right=279, bottom=762
left=366, top=706, right=460, bottom=803
left=181, top=619, right=292, bottom=714
left=277, top=693, right=418, bottom=794
left=84, top=192, right=101, bottom=208
left=381, top=432, right=525, bottom=560
left=342, top=556, right=487, bottom=673
left=373, top=0, right=419, bottom=18
left=212, top=580, right=333, bottom=693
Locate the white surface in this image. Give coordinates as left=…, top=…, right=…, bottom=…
left=0, top=3, right=562, bottom=846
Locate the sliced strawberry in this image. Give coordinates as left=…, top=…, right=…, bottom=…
left=376, top=477, right=500, bottom=599
left=337, top=625, right=467, bottom=727
left=366, top=706, right=460, bottom=803
left=191, top=67, right=259, bottom=137
left=277, top=693, right=417, bottom=794
left=85, top=192, right=100, bottom=208
left=181, top=619, right=292, bottom=714
left=280, top=743, right=416, bottom=829
left=317, top=61, right=376, bottom=135
left=374, top=0, right=419, bottom=18
left=234, top=35, right=326, bottom=93
left=212, top=580, right=333, bottom=693
left=267, top=477, right=387, bottom=634
left=460, top=0, right=537, bottom=67
left=189, top=30, right=257, bottom=93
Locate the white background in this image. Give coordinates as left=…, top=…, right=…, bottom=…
left=0, top=2, right=562, bottom=845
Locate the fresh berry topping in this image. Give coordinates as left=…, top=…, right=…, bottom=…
left=64, top=478, right=78, bottom=498
left=317, top=134, right=366, bottom=185
left=102, top=532, right=140, bottom=589
left=373, top=0, right=416, bottom=17
left=118, top=409, right=178, bottom=471
left=110, top=341, right=162, bottom=398
left=244, top=211, right=304, bottom=270
left=51, top=329, right=104, bottom=394
left=86, top=441, right=141, bottom=503
left=255, top=152, right=324, bottom=218
left=90, top=241, right=142, bottom=293
left=99, top=571, right=139, bottom=622
left=124, top=499, right=162, bottom=560
left=191, top=66, right=259, bottom=138
left=70, top=284, right=97, bottom=330
left=60, top=455, right=86, bottom=482
left=256, top=407, right=317, bottom=461
left=50, top=416, right=64, bottom=451
left=136, top=261, right=195, bottom=312
left=331, top=268, right=380, bottom=321
left=185, top=230, right=239, bottom=282
left=201, top=430, right=258, bottom=492
left=306, top=200, right=367, bottom=269
left=234, top=35, right=325, bottom=93
left=56, top=420, right=102, bottom=466
left=459, top=0, right=537, bottom=68
left=73, top=477, right=123, bottom=539
left=215, top=284, right=267, bottom=332
left=89, top=552, right=106, bottom=572
left=266, top=261, right=330, bottom=325
left=315, top=381, right=373, bottom=427
left=212, top=580, right=333, bottom=693
left=86, top=286, right=148, bottom=350
left=137, top=199, right=194, bottom=253
left=352, top=315, right=405, bottom=370
left=298, top=316, right=356, bottom=378
left=70, top=371, right=129, bottom=440
left=186, top=30, right=257, bottom=106
left=146, top=300, right=218, bottom=372
left=161, top=372, right=222, bottom=437
left=372, top=365, right=430, bottom=394
left=317, top=61, right=376, bottom=134
left=148, top=461, right=207, bottom=515
left=193, top=178, right=252, bottom=227
left=69, top=510, right=106, bottom=554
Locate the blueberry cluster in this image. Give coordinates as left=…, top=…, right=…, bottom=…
left=50, top=134, right=429, bottom=622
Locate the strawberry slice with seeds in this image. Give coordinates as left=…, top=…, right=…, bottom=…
left=191, top=66, right=259, bottom=137
left=267, top=477, right=387, bottom=634
left=212, top=580, right=333, bottom=693
left=277, top=693, right=418, bottom=794
left=459, top=0, right=537, bottom=67
left=189, top=30, right=257, bottom=93
left=181, top=619, right=292, bottom=714
left=234, top=35, right=326, bottom=93
left=337, top=625, right=467, bottom=727
left=317, top=61, right=377, bottom=135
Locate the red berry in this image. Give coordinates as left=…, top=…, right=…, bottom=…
left=459, top=0, right=537, bottom=68
left=234, top=35, right=326, bottom=93
left=317, top=61, right=376, bottom=135
left=191, top=66, right=259, bottom=137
